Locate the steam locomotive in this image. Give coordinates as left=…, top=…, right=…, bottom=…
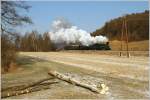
left=64, top=42, right=111, bottom=50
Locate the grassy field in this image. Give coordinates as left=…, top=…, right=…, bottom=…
left=2, top=52, right=149, bottom=99
left=2, top=55, right=105, bottom=99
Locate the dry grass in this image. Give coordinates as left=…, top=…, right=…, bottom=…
left=2, top=52, right=149, bottom=99
left=109, top=40, right=149, bottom=51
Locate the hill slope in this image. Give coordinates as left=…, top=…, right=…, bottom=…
left=92, top=10, right=149, bottom=42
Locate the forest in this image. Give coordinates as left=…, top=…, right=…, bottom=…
left=92, top=10, right=149, bottom=41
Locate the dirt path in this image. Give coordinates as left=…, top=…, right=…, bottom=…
left=2, top=52, right=149, bottom=99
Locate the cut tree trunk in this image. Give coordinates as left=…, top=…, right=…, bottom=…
left=2, top=78, right=59, bottom=98
left=48, top=71, right=101, bottom=93
left=2, top=77, right=54, bottom=91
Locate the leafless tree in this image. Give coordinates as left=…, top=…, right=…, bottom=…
left=1, top=1, right=32, bottom=35
left=1, top=1, right=32, bottom=72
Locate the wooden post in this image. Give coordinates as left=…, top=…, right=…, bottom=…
left=125, top=17, right=129, bottom=58
left=120, top=19, right=124, bottom=57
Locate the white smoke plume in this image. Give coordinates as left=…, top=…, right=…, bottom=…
left=49, top=19, right=108, bottom=47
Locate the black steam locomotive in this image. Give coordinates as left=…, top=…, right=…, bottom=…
left=64, top=42, right=111, bottom=50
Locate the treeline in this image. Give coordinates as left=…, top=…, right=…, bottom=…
left=15, top=31, right=56, bottom=51
left=1, top=31, right=56, bottom=72
left=92, top=10, right=149, bottom=41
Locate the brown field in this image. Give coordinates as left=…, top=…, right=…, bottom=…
left=2, top=51, right=149, bottom=99
left=61, top=50, right=149, bottom=57
left=109, top=40, right=149, bottom=51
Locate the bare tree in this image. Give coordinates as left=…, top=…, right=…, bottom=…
left=1, top=1, right=32, bottom=35
left=1, top=1, right=32, bottom=72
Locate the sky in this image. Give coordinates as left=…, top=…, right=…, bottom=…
left=19, top=1, right=149, bottom=34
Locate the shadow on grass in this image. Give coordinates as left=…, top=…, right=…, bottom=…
left=16, top=55, right=47, bottom=66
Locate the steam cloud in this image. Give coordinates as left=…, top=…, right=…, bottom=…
left=49, top=19, right=108, bottom=47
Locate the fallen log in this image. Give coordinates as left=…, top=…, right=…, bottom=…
left=2, top=77, right=54, bottom=91
left=48, top=71, right=101, bottom=93
left=1, top=81, right=59, bottom=98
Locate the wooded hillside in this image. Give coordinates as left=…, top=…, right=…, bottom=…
left=92, top=10, right=149, bottom=42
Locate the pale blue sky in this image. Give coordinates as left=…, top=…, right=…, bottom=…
left=19, top=1, right=149, bottom=34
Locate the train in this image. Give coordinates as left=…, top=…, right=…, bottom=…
left=64, top=42, right=111, bottom=50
